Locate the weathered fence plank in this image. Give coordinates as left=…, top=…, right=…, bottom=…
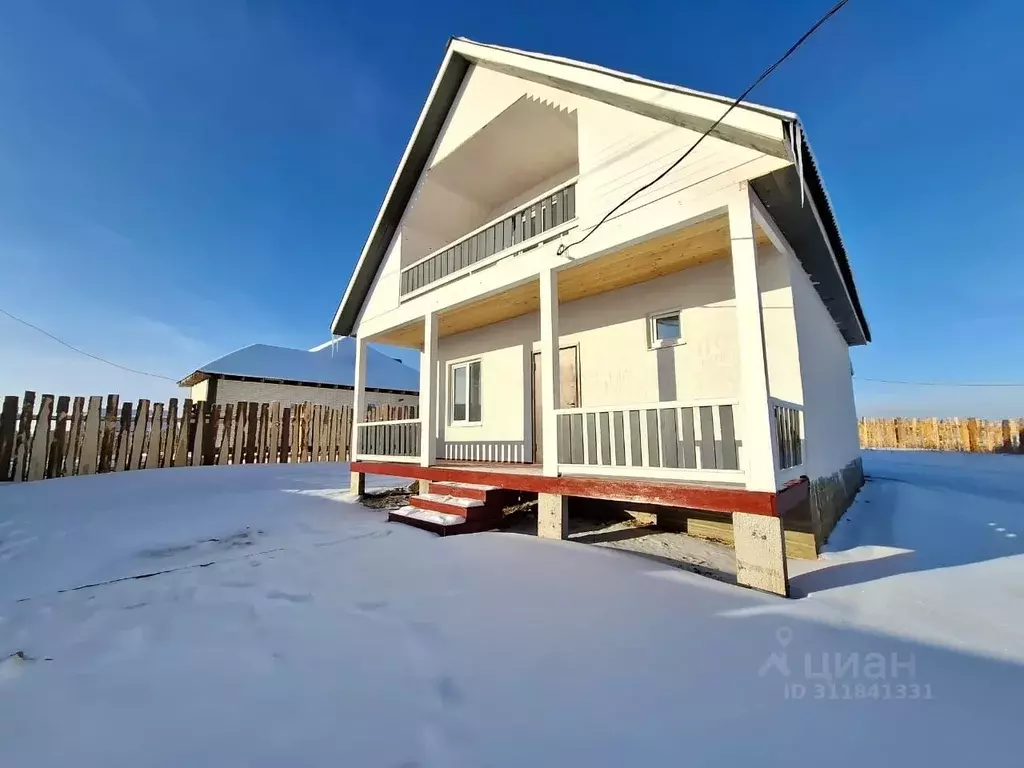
left=145, top=402, right=164, bottom=470
left=280, top=406, right=292, bottom=463
left=78, top=396, right=102, bottom=476
left=217, top=404, right=233, bottom=465
left=245, top=403, right=258, bottom=463
left=203, top=404, right=219, bottom=465
left=192, top=401, right=206, bottom=467
left=232, top=402, right=247, bottom=465
left=172, top=399, right=192, bottom=468
left=164, top=399, right=178, bottom=469
left=27, top=395, right=54, bottom=481
left=257, top=403, right=269, bottom=464
left=46, top=396, right=71, bottom=479
left=65, top=397, right=85, bottom=475
left=129, top=400, right=150, bottom=470
left=114, top=402, right=132, bottom=472
left=0, top=395, right=19, bottom=481
left=268, top=402, right=281, bottom=463
left=12, top=391, right=36, bottom=482
left=100, top=395, right=120, bottom=472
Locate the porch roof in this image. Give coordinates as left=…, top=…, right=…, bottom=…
left=330, top=38, right=870, bottom=346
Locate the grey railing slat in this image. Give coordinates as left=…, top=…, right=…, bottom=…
left=659, top=408, right=678, bottom=468
left=570, top=413, right=585, bottom=464
left=586, top=412, right=598, bottom=465
left=612, top=411, right=625, bottom=465
left=679, top=407, right=697, bottom=468
left=599, top=411, right=611, bottom=465
left=557, top=413, right=571, bottom=463
left=699, top=406, right=717, bottom=469
left=645, top=409, right=660, bottom=467
left=719, top=405, right=738, bottom=470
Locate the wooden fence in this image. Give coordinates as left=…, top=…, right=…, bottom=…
left=0, top=391, right=417, bottom=483
left=859, top=417, right=1024, bottom=453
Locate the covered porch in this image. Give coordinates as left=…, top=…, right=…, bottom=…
left=347, top=184, right=809, bottom=595
left=350, top=183, right=805, bottom=490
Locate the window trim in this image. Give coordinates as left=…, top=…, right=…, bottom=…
left=647, top=309, right=684, bottom=350
left=449, top=358, right=482, bottom=426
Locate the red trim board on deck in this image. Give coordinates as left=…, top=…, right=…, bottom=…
left=352, top=462, right=807, bottom=517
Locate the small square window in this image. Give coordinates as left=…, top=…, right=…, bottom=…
left=648, top=311, right=683, bottom=349
left=451, top=359, right=482, bottom=425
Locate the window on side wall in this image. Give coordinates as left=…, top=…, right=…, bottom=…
left=648, top=309, right=683, bottom=349
left=451, top=360, right=482, bottom=425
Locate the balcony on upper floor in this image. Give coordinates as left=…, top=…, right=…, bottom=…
left=398, top=95, right=579, bottom=299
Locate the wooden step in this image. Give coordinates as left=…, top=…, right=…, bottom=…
left=387, top=506, right=498, bottom=537
left=427, top=481, right=499, bottom=502
left=410, top=493, right=498, bottom=521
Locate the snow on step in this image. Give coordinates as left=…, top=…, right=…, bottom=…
left=430, top=482, right=499, bottom=492
left=416, top=493, right=484, bottom=508
left=392, top=505, right=466, bottom=526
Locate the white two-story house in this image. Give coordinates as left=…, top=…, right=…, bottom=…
left=332, top=39, right=870, bottom=596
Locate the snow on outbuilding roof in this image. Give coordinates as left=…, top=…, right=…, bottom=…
left=178, top=339, right=419, bottom=393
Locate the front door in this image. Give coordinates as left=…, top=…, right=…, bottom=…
left=531, top=346, right=579, bottom=463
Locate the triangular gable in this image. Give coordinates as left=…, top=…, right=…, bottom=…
left=331, top=38, right=869, bottom=345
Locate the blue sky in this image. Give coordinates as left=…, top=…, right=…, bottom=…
left=0, top=0, right=1021, bottom=415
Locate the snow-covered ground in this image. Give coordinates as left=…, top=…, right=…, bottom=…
left=1, top=454, right=1022, bottom=766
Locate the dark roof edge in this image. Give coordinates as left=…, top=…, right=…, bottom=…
left=791, top=126, right=871, bottom=343
left=331, top=43, right=470, bottom=336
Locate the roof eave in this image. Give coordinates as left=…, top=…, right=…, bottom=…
left=331, top=40, right=469, bottom=337
left=792, top=123, right=871, bottom=344
left=330, top=39, right=795, bottom=338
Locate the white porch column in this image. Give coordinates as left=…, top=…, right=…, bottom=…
left=420, top=311, right=438, bottom=467
left=349, top=335, right=368, bottom=495
left=729, top=182, right=780, bottom=492
left=539, top=268, right=560, bottom=476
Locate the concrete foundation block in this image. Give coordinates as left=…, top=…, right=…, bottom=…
left=349, top=470, right=366, bottom=497
left=538, top=493, right=568, bottom=540
left=734, top=512, right=789, bottom=597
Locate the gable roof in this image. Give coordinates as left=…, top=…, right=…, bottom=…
left=178, top=339, right=419, bottom=393
left=331, top=38, right=870, bottom=346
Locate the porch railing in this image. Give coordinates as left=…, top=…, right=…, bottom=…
left=399, top=180, right=577, bottom=297
left=554, top=399, right=742, bottom=481
left=772, top=398, right=804, bottom=470
left=355, top=419, right=421, bottom=463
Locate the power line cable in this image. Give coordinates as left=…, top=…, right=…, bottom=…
left=855, top=376, right=1024, bottom=388
left=557, top=0, right=853, bottom=258
left=0, top=307, right=177, bottom=381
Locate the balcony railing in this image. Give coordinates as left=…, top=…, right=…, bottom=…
left=553, top=399, right=742, bottom=482
left=400, top=180, right=576, bottom=297
left=772, top=399, right=804, bottom=470
left=355, top=418, right=421, bottom=463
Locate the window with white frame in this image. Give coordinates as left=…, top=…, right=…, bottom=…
left=648, top=309, right=683, bottom=349
left=450, top=360, right=482, bottom=424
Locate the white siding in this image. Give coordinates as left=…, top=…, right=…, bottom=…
left=188, top=378, right=417, bottom=411
left=789, top=257, right=860, bottom=481
left=354, top=64, right=790, bottom=341
left=188, top=380, right=209, bottom=402
left=434, top=250, right=799, bottom=458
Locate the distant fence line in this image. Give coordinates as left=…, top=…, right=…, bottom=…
left=859, top=417, right=1024, bottom=454
left=0, top=391, right=417, bottom=483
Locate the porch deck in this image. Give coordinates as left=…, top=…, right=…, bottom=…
left=352, top=459, right=808, bottom=518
